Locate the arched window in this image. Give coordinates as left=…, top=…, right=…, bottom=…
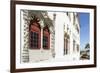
left=43, top=26, right=50, bottom=49
left=29, top=19, right=41, bottom=49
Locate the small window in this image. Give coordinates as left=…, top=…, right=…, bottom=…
left=73, top=40, right=75, bottom=52
left=64, top=38, right=68, bottom=55
left=66, top=12, right=68, bottom=16
left=77, top=44, right=79, bottom=52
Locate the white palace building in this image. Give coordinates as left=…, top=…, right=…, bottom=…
left=21, top=10, right=80, bottom=63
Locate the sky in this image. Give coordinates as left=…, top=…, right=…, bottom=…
left=79, top=13, right=90, bottom=50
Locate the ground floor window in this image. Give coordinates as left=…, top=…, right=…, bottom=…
left=29, top=21, right=50, bottom=49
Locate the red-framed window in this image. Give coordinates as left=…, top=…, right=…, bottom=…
left=43, top=26, right=50, bottom=49
left=30, top=22, right=41, bottom=49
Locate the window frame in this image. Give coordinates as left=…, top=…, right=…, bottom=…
left=43, top=26, right=50, bottom=49
left=29, top=22, right=41, bottom=49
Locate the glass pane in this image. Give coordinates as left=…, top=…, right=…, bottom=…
left=30, top=31, right=39, bottom=48
left=43, top=36, right=48, bottom=48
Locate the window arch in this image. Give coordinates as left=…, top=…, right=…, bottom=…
left=43, top=26, right=50, bottom=49
left=29, top=19, right=41, bottom=49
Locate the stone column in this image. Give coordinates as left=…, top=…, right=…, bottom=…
left=21, top=10, right=30, bottom=63
left=39, top=20, right=44, bottom=50
left=50, top=27, right=55, bottom=58
left=51, top=13, right=56, bottom=58
left=41, top=28, right=43, bottom=50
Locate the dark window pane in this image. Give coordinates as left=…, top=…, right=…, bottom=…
left=43, top=36, right=48, bottom=48
left=30, top=31, right=39, bottom=49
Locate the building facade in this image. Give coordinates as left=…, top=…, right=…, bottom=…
left=63, top=12, right=80, bottom=60
left=21, top=10, right=80, bottom=63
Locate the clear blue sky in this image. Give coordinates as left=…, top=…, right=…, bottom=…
left=79, top=13, right=90, bottom=50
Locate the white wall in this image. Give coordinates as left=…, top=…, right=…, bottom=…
left=0, top=0, right=100, bottom=73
